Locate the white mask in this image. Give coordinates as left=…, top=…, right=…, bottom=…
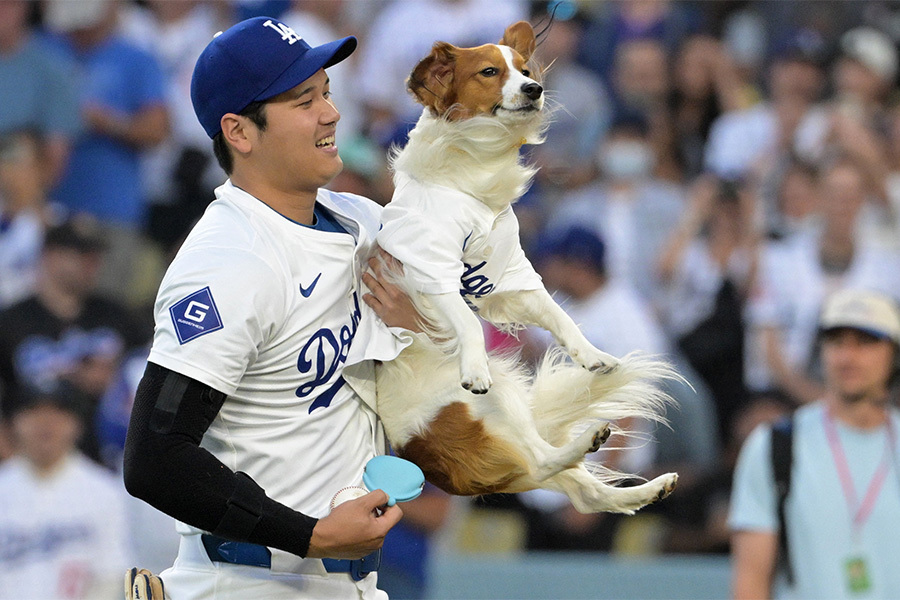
left=598, top=140, right=655, bottom=181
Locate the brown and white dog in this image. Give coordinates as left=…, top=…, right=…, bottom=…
left=373, top=21, right=678, bottom=514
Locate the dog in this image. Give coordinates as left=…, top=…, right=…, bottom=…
left=373, top=21, right=678, bottom=514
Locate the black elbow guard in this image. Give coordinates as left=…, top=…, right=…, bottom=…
left=213, top=471, right=266, bottom=542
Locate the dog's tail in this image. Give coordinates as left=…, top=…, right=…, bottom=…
left=529, top=349, right=681, bottom=481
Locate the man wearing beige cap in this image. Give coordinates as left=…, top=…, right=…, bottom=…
left=730, top=288, right=900, bottom=599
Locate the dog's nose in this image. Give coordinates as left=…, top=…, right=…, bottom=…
left=521, top=82, right=543, bottom=101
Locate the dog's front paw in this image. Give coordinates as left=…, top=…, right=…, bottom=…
left=460, top=361, right=492, bottom=394
left=461, top=373, right=492, bottom=394
left=459, top=349, right=492, bottom=394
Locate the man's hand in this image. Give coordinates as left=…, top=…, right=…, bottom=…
left=362, top=249, right=422, bottom=332
left=306, top=489, right=403, bottom=560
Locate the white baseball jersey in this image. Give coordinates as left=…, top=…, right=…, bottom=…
left=148, top=180, right=388, bottom=533
left=0, top=453, right=131, bottom=600
left=377, top=172, right=544, bottom=305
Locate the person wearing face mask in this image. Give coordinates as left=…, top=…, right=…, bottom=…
left=549, top=110, right=686, bottom=307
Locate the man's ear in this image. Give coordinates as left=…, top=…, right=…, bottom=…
left=407, top=42, right=457, bottom=115
left=499, top=21, right=536, bottom=63
left=220, top=114, right=252, bottom=156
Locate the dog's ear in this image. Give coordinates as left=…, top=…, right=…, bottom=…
left=408, top=42, right=457, bottom=114
left=499, top=21, right=536, bottom=63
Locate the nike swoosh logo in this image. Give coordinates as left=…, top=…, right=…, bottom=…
left=299, top=273, right=322, bottom=297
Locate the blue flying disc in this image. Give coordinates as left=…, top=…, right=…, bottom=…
left=363, top=456, right=425, bottom=506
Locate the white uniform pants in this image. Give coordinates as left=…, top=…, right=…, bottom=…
left=159, top=534, right=388, bottom=600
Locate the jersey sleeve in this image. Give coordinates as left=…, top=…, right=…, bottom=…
left=490, top=238, right=544, bottom=294
left=728, top=424, right=779, bottom=533
left=148, top=247, right=286, bottom=395
left=377, top=185, right=473, bottom=294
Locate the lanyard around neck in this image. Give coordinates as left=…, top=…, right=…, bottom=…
left=823, top=408, right=897, bottom=538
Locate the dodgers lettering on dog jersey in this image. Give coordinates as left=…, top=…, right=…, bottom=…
left=377, top=172, right=543, bottom=305
left=148, top=181, right=385, bottom=522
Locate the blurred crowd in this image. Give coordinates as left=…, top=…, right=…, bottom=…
left=1, top=0, right=900, bottom=598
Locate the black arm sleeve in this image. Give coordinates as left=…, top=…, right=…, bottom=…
left=123, top=361, right=319, bottom=557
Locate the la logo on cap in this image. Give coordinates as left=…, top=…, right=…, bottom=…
left=263, top=19, right=302, bottom=45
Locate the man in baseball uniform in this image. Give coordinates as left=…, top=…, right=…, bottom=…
left=123, top=17, right=413, bottom=600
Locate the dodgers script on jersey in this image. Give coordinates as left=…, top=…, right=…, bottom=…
left=148, top=181, right=387, bottom=531
left=377, top=172, right=544, bottom=307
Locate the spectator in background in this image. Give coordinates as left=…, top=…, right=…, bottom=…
left=717, top=8, right=767, bottom=107
left=746, top=158, right=900, bottom=403
left=43, top=0, right=170, bottom=308
left=795, top=27, right=898, bottom=166
left=656, top=175, right=760, bottom=443
left=0, top=130, right=54, bottom=309
left=577, top=0, right=702, bottom=85
left=117, top=0, right=227, bottom=259
left=0, top=0, right=80, bottom=186
left=281, top=0, right=364, bottom=145
left=529, top=1, right=612, bottom=195
left=230, top=0, right=290, bottom=22
left=770, top=157, right=820, bottom=241
left=609, top=38, right=683, bottom=180
left=0, top=383, right=131, bottom=599
left=0, top=217, right=151, bottom=463
left=353, top=0, right=526, bottom=147
left=878, top=103, right=900, bottom=250
left=550, top=112, right=685, bottom=306
left=792, top=27, right=900, bottom=249
left=704, top=28, right=827, bottom=184
left=668, top=34, right=746, bottom=180
left=730, top=289, right=900, bottom=599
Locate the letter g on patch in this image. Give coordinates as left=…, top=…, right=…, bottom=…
left=169, top=287, right=224, bottom=344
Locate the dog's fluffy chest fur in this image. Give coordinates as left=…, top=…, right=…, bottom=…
left=390, top=109, right=541, bottom=212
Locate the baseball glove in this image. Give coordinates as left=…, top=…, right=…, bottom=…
left=124, top=567, right=167, bottom=600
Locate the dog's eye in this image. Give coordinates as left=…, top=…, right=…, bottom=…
left=522, top=69, right=531, bottom=77
left=480, top=67, right=499, bottom=77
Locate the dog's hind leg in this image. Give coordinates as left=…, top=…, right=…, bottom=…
left=503, top=418, right=611, bottom=483
left=543, top=465, right=678, bottom=514
left=479, top=289, right=619, bottom=373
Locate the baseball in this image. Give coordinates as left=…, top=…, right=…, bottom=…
left=329, top=486, right=368, bottom=511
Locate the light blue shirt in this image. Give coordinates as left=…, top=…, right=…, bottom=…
left=730, top=402, right=900, bottom=599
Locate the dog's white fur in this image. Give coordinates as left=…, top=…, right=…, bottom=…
left=374, top=22, right=678, bottom=513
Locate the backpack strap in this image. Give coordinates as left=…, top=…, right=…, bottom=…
left=771, top=416, right=795, bottom=585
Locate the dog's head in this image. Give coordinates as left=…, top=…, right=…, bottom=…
left=407, top=21, right=543, bottom=121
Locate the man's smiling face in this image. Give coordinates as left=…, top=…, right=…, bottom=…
left=250, top=69, right=344, bottom=195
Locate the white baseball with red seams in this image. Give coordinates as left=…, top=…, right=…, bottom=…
left=329, top=486, right=368, bottom=511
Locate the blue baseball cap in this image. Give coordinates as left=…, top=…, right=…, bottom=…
left=533, top=225, right=606, bottom=274
left=191, top=16, right=357, bottom=138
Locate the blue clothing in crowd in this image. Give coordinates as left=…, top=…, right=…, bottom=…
left=0, top=34, right=80, bottom=137
left=49, top=34, right=167, bottom=226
